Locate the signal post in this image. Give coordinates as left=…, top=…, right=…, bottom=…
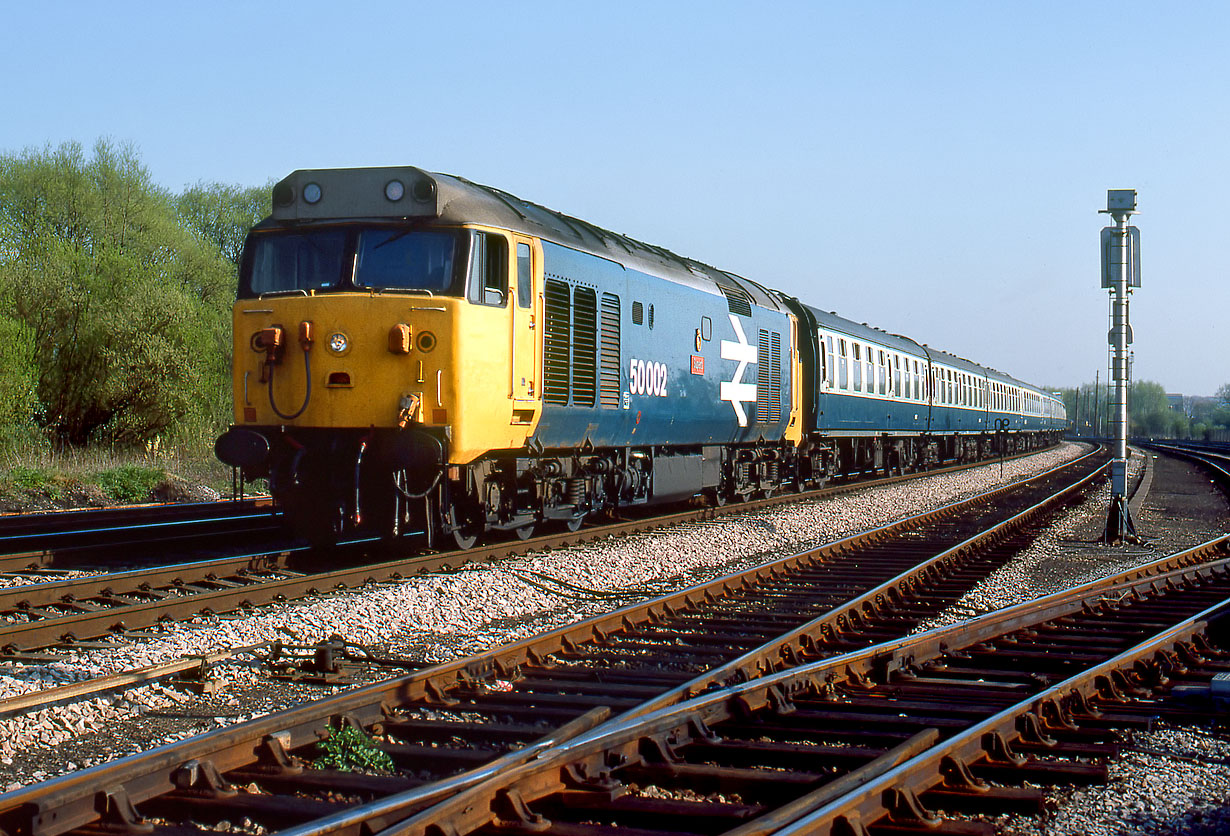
left=1099, top=189, right=1141, bottom=543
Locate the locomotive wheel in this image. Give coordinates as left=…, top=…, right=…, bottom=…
left=564, top=515, right=585, bottom=532
left=514, top=523, right=536, bottom=541
left=705, top=488, right=727, bottom=507
left=450, top=519, right=480, bottom=550
left=445, top=499, right=482, bottom=550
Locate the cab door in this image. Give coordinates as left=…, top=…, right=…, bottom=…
left=510, top=236, right=540, bottom=413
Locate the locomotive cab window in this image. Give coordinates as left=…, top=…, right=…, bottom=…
left=242, top=226, right=465, bottom=297
left=467, top=231, right=508, bottom=306
left=355, top=229, right=458, bottom=292
left=516, top=243, right=532, bottom=308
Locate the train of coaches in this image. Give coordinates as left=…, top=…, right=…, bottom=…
left=215, top=166, right=1066, bottom=546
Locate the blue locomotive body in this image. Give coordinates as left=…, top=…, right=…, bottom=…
left=530, top=241, right=794, bottom=451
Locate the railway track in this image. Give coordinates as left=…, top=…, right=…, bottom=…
left=1138, top=440, right=1230, bottom=493
left=0, top=498, right=282, bottom=576
left=377, top=533, right=1230, bottom=836
left=0, top=446, right=1120, bottom=835
left=0, top=446, right=1078, bottom=654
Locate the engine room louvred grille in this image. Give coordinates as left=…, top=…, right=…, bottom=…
left=543, top=278, right=571, bottom=405
left=757, top=329, right=782, bottom=422
left=713, top=275, right=753, bottom=317
left=572, top=287, right=598, bottom=407
left=770, top=330, right=782, bottom=420
left=599, top=293, right=621, bottom=408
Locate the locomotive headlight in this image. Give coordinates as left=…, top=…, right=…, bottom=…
left=327, top=332, right=350, bottom=355
left=384, top=179, right=405, bottom=202
left=303, top=182, right=322, bottom=204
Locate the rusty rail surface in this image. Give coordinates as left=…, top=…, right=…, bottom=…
left=0, top=448, right=1116, bottom=836
left=342, top=535, right=1230, bottom=836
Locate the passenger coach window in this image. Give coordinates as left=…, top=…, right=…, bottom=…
left=893, top=355, right=901, bottom=397
left=878, top=351, right=887, bottom=395
left=825, top=336, right=835, bottom=386
left=467, top=232, right=508, bottom=306
left=852, top=344, right=863, bottom=391
left=516, top=243, right=532, bottom=308
left=838, top=340, right=848, bottom=388
left=817, top=332, right=828, bottom=383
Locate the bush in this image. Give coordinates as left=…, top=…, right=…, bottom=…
left=313, top=725, right=395, bottom=774
left=95, top=464, right=162, bottom=504
left=0, top=140, right=236, bottom=447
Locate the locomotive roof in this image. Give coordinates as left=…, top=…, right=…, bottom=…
left=267, top=166, right=786, bottom=313
left=266, top=166, right=1052, bottom=401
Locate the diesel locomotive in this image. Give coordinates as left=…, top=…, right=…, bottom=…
left=215, top=166, right=1066, bottom=546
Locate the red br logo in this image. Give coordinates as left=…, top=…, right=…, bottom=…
left=690, top=355, right=704, bottom=375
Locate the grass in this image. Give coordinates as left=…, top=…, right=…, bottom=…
left=0, top=432, right=237, bottom=510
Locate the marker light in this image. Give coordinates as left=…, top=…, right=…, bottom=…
left=303, top=182, right=322, bottom=204
left=385, top=180, right=405, bottom=201
left=328, top=332, right=349, bottom=354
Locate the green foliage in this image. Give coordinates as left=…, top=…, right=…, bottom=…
left=1217, top=384, right=1230, bottom=406
left=1128, top=380, right=1172, bottom=436
left=0, top=313, right=42, bottom=452
left=313, top=725, right=395, bottom=774
left=175, top=181, right=269, bottom=269
left=95, top=464, right=161, bottom=503
left=0, top=139, right=240, bottom=447
left=5, top=465, right=51, bottom=494
left=1062, top=377, right=1230, bottom=439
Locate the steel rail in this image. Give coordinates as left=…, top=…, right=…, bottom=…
left=0, top=448, right=1110, bottom=836
left=262, top=451, right=1118, bottom=836
left=0, top=444, right=1064, bottom=578
left=0, top=549, right=302, bottom=614
left=1139, top=441, right=1230, bottom=495
left=0, top=499, right=279, bottom=568
left=0, top=498, right=272, bottom=535
left=365, top=534, right=1230, bottom=836
left=0, top=445, right=1089, bottom=653
left=770, top=590, right=1230, bottom=834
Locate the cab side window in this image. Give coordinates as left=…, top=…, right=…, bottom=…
left=468, top=231, right=508, bottom=306
left=516, top=243, right=532, bottom=309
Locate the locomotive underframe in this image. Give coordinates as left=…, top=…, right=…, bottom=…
left=218, top=424, right=1061, bottom=546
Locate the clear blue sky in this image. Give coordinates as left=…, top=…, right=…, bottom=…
left=3, top=2, right=1225, bottom=395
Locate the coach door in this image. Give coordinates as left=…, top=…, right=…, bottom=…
left=510, top=236, right=540, bottom=413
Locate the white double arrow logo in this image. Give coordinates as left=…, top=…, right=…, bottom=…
left=719, top=314, right=757, bottom=427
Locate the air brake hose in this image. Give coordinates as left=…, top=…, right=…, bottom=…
left=269, top=349, right=312, bottom=420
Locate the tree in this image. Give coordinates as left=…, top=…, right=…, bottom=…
left=0, top=309, right=41, bottom=449
left=1128, top=380, right=1173, bottom=437
left=175, top=181, right=269, bottom=271
left=0, top=140, right=234, bottom=446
